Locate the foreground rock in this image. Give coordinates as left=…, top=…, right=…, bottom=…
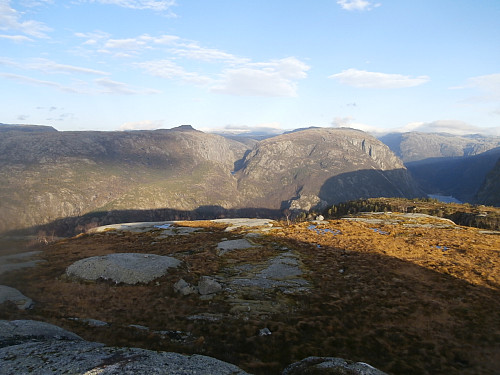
left=0, top=320, right=386, bottom=375
left=0, top=286, right=33, bottom=310
left=282, top=356, right=387, bottom=375
left=66, top=253, right=181, bottom=284
left=0, top=320, right=250, bottom=375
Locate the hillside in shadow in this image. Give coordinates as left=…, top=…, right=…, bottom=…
left=405, top=148, right=500, bottom=203
left=318, top=168, right=423, bottom=205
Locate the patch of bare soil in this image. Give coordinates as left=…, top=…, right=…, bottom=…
left=1, top=215, right=499, bottom=375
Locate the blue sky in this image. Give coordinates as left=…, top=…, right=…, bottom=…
left=1, top=0, right=499, bottom=135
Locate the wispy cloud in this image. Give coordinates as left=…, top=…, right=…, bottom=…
left=95, top=77, right=161, bottom=94
left=0, top=0, right=52, bottom=38
left=135, top=59, right=213, bottom=85
left=337, top=0, right=381, bottom=11
left=171, top=42, right=248, bottom=64
left=212, top=57, right=310, bottom=97
left=81, top=0, right=177, bottom=15
left=27, top=58, right=109, bottom=76
left=0, top=72, right=81, bottom=93
left=401, top=120, right=500, bottom=136
left=456, top=73, right=500, bottom=99
left=0, top=34, right=32, bottom=42
left=329, top=68, right=429, bottom=88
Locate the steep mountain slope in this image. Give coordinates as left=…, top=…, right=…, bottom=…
left=236, top=128, right=422, bottom=210
left=379, top=132, right=500, bottom=163
left=0, top=126, right=247, bottom=233
left=406, top=147, right=500, bottom=203
left=0, top=126, right=423, bottom=235
left=475, top=157, right=500, bottom=206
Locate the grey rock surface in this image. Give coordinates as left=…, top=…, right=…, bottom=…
left=217, top=238, right=256, bottom=255
left=197, top=276, right=222, bottom=295
left=282, top=356, right=387, bottom=375
left=0, top=251, right=45, bottom=276
left=90, top=221, right=177, bottom=233
left=0, top=285, right=33, bottom=310
left=0, top=320, right=82, bottom=344
left=66, top=253, right=181, bottom=284
left=173, top=279, right=197, bottom=296
left=229, top=251, right=309, bottom=292
left=211, top=218, right=275, bottom=232
left=0, top=320, right=250, bottom=375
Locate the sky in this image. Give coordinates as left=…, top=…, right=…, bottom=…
left=1, top=0, right=500, bottom=135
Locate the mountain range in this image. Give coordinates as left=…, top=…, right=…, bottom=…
left=1, top=124, right=422, bottom=235
left=1, top=123, right=499, bottom=236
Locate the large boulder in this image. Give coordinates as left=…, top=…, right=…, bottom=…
left=0, top=286, right=33, bottom=310
left=0, top=320, right=250, bottom=375
left=66, top=253, right=181, bottom=284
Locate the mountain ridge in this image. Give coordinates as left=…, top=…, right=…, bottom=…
left=0, top=126, right=421, bottom=234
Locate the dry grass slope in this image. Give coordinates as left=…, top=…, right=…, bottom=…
left=1, top=215, right=499, bottom=375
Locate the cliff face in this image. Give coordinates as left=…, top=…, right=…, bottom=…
left=380, top=132, right=500, bottom=163
left=0, top=126, right=422, bottom=234
left=475, top=157, right=500, bottom=206
left=236, top=128, right=421, bottom=210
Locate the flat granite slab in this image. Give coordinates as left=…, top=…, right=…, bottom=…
left=66, top=253, right=181, bottom=284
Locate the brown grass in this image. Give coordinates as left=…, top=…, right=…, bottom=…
left=1, top=217, right=499, bottom=375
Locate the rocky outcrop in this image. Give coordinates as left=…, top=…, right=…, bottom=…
left=0, top=320, right=251, bottom=375
left=282, top=356, right=387, bottom=375
left=0, top=320, right=388, bottom=375
left=66, top=253, right=181, bottom=284
left=0, top=286, right=33, bottom=310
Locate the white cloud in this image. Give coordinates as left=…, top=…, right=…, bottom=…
left=136, top=59, right=213, bottom=85
left=212, top=57, right=310, bottom=97
left=27, top=58, right=109, bottom=76
left=337, top=0, right=381, bottom=11
left=171, top=42, right=248, bottom=64
left=95, top=77, right=161, bottom=94
left=331, top=116, right=354, bottom=128
left=0, top=0, right=51, bottom=38
left=0, top=34, right=32, bottom=42
left=81, top=0, right=177, bottom=14
left=78, top=33, right=179, bottom=57
left=329, top=68, right=430, bottom=88
left=458, top=73, right=500, bottom=99
left=0, top=72, right=81, bottom=93
left=119, top=120, right=164, bottom=131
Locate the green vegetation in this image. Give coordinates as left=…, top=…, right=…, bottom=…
left=324, top=198, right=500, bottom=231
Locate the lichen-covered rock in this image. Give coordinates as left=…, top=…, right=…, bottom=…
left=197, top=276, right=222, bottom=295
left=66, top=253, right=181, bottom=284
left=0, top=320, right=82, bottom=345
left=0, top=320, right=251, bottom=375
left=173, top=279, right=197, bottom=296
left=217, top=238, right=256, bottom=256
left=0, top=286, right=33, bottom=310
left=282, top=356, right=387, bottom=375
